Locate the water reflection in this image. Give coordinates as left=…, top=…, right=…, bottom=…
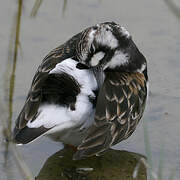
left=36, top=147, right=146, bottom=180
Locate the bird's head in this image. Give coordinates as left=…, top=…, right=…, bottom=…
left=76, top=22, right=147, bottom=74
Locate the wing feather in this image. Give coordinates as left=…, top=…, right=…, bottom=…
left=13, top=33, right=82, bottom=142
left=74, top=71, right=147, bottom=160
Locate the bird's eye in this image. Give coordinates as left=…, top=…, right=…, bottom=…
left=105, top=28, right=109, bottom=31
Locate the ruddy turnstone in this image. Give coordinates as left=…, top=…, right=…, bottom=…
left=13, top=22, right=148, bottom=160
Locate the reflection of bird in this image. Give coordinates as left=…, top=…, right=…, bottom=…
left=13, top=22, right=148, bottom=160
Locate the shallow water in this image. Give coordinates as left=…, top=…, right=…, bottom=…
left=0, top=0, right=180, bottom=179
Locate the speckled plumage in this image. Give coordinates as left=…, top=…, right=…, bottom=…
left=74, top=72, right=147, bottom=159
left=13, top=22, right=148, bottom=161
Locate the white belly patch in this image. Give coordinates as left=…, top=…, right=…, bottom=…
left=27, top=58, right=98, bottom=145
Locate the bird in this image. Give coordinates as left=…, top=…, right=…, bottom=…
left=13, top=22, right=148, bottom=160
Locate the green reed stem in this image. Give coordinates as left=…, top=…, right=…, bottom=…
left=30, top=0, right=43, bottom=17
left=143, top=118, right=153, bottom=180
left=62, top=0, right=67, bottom=16
left=164, top=0, right=180, bottom=19
left=8, top=0, right=23, bottom=137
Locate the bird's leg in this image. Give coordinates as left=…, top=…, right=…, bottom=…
left=64, top=144, right=78, bottom=152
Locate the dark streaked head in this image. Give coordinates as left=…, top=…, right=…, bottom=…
left=76, top=22, right=147, bottom=75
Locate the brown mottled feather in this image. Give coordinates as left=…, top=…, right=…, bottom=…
left=74, top=71, right=147, bottom=160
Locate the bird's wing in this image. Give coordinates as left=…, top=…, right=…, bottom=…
left=74, top=71, right=147, bottom=160
left=13, top=33, right=81, bottom=143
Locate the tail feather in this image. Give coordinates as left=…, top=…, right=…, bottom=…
left=13, top=126, right=49, bottom=144
left=73, top=124, right=113, bottom=160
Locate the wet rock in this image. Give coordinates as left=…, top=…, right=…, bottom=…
left=36, top=147, right=146, bottom=180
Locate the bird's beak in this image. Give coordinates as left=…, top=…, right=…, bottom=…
left=92, top=65, right=104, bottom=89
